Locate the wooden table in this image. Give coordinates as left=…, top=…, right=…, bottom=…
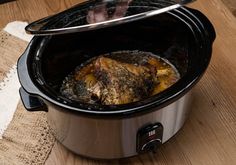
left=1, top=0, right=236, bottom=164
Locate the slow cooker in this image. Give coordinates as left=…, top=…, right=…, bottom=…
left=17, top=0, right=216, bottom=159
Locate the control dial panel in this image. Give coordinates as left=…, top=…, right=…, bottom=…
left=137, top=123, right=163, bottom=153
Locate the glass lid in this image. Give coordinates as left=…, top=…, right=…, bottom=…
left=25, top=0, right=195, bottom=35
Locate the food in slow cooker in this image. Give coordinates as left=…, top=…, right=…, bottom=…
left=60, top=51, right=180, bottom=105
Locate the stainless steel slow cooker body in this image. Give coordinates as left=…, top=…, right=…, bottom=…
left=17, top=7, right=215, bottom=159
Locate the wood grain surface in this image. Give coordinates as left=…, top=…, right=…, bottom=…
left=1, top=0, right=236, bottom=165
left=222, top=0, right=236, bottom=17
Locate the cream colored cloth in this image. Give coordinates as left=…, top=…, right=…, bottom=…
left=0, top=21, right=32, bottom=138
left=0, top=21, right=55, bottom=165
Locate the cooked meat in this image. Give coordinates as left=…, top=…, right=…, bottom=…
left=60, top=51, right=180, bottom=106
left=91, top=57, right=158, bottom=104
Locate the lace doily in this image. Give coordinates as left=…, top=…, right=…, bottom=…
left=0, top=65, right=20, bottom=138
left=0, top=22, right=55, bottom=165
left=0, top=21, right=32, bottom=139
left=0, top=102, right=55, bottom=165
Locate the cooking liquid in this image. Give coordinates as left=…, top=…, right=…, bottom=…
left=60, top=50, right=180, bottom=105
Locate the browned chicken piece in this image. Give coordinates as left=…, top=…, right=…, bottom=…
left=93, top=57, right=158, bottom=105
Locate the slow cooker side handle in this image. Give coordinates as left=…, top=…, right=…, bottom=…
left=18, top=40, right=48, bottom=112
left=19, top=87, right=48, bottom=112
